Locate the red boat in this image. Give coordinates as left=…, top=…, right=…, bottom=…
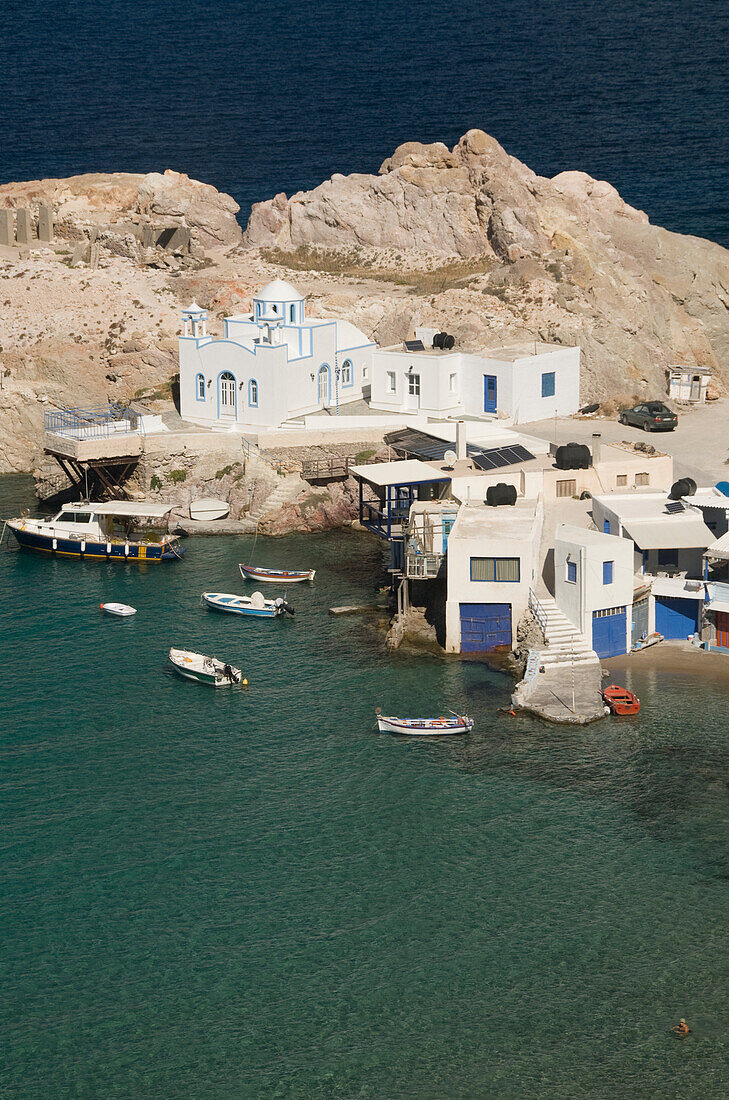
left=602, top=684, right=640, bottom=716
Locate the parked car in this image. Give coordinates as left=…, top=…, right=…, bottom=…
left=618, top=401, right=678, bottom=432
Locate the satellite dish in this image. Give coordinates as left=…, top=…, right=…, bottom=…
left=443, top=449, right=457, bottom=467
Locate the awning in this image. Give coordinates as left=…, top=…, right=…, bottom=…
left=650, top=577, right=705, bottom=600
left=66, top=501, right=176, bottom=518
left=349, top=459, right=449, bottom=488
left=621, top=515, right=714, bottom=550
left=704, top=530, right=729, bottom=562
left=706, top=583, right=729, bottom=614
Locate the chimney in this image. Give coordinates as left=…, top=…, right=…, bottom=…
left=456, top=421, right=467, bottom=461
left=592, top=432, right=602, bottom=466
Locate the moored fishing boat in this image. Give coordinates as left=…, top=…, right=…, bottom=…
left=168, top=648, right=245, bottom=686
left=239, top=564, right=315, bottom=583
left=100, top=602, right=137, bottom=617
left=602, top=684, right=640, bottom=715
left=375, top=710, right=474, bottom=736
left=5, top=501, right=184, bottom=562
left=201, top=591, right=294, bottom=618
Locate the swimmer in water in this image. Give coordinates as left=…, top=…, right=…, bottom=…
left=670, top=1018, right=690, bottom=1037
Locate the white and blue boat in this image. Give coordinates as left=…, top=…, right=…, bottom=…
left=6, top=501, right=184, bottom=562
left=201, top=591, right=294, bottom=618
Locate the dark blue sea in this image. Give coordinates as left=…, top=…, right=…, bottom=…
left=1, top=0, right=728, bottom=245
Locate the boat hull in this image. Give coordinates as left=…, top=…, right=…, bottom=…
left=101, top=603, right=137, bottom=617
left=239, top=564, right=315, bottom=583
left=168, top=649, right=242, bottom=686
left=202, top=592, right=284, bottom=618
left=376, top=715, right=474, bottom=736
left=8, top=523, right=183, bottom=561
left=602, top=685, right=640, bottom=716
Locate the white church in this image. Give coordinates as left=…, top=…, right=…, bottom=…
left=178, top=279, right=580, bottom=431
left=178, top=279, right=375, bottom=429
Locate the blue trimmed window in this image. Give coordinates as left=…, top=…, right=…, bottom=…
left=341, top=359, right=353, bottom=386
left=470, top=557, right=520, bottom=582
left=603, top=519, right=611, bottom=534
left=541, top=371, right=556, bottom=398
left=196, top=373, right=205, bottom=401
left=289, top=303, right=296, bottom=323
left=603, top=560, right=614, bottom=585
left=566, top=560, right=577, bottom=583
left=249, top=379, right=258, bottom=407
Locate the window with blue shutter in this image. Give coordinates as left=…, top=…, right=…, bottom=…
left=541, top=371, right=556, bottom=398
left=603, top=561, right=614, bottom=585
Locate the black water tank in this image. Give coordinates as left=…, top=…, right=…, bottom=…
left=443, top=334, right=455, bottom=350
left=486, top=482, right=518, bottom=507
left=432, top=332, right=445, bottom=349
left=555, top=442, right=591, bottom=470
left=669, top=478, right=696, bottom=500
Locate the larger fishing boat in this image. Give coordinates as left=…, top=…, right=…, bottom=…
left=5, top=501, right=184, bottom=562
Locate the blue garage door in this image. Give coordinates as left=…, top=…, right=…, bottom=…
left=592, top=606, right=627, bottom=658
left=460, top=603, right=511, bottom=653
left=655, top=596, right=699, bottom=640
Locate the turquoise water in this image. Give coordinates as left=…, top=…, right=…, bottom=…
left=3, top=474, right=729, bottom=1097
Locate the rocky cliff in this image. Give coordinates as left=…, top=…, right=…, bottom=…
left=245, top=129, right=729, bottom=402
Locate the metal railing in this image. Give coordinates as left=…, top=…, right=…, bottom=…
left=528, top=587, right=549, bottom=635
left=44, top=404, right=144, bottom=440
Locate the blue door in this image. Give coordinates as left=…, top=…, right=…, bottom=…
left=592, top=608, right=627, bottom=657
left=483, top=375, right=497, bottom=413
left=460, top=603, right=511, bottom=653
left=655, top=596, right=699, bottom=640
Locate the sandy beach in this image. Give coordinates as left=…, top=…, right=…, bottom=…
left=605, top=638, right=729, bottom=681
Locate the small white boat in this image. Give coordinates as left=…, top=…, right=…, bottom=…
left=239, top=563, right=315, bottom=584
left=168, top=648, right=245, bottom=686
left=375, top=710, right=474, bottom=736
left=189, top=498, right=230, bottom=522
left=100, top=602, right=137, bottom=617
left=202, top=591, right=294, bottom=618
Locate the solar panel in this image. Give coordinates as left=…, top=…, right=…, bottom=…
left=404, top=339, right=425, bottom=352
left=471, top=444, right=534, bottom=471
left=665, top=500, right=685, bottom=514
left=384, top=429, right=535, bottom=469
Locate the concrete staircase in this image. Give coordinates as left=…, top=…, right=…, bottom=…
left=247, top=473, right=304, bottom=525
left=536, top=596, right=599, bottom=669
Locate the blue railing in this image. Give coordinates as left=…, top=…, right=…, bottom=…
left=44, top=405, right=142, bottom=439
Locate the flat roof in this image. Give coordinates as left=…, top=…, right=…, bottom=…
left=556, top=523, right=622, bottom=547
left=451, top=499, right=539, bottom=543
left=380, top=339, right=565, bottom=361
left=349, top=458, right=448, bottom=487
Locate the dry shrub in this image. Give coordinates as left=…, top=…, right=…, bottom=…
left=260, top=246, right=495, bottom=294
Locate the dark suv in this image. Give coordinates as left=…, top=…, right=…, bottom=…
left=619, top=402, right=678, bottom=432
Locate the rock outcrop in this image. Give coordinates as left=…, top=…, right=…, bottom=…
left=244, top=129, right=729, bottom=401
left=135, top=170, right=242, bottom=248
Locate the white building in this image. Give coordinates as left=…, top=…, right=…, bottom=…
left=553, top=524, right=635, bottom=657
left=444, top=498, right=543, bottom=653
left=178, top=280, right=375, bottom=429
left=591, top=491, right=714, bottom=579
left=370, top=335, right=580, bottom=424
left=667, top=365, right=712, bottom=403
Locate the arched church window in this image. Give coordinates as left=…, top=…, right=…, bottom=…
left=196, top=373, right=205, bottom=400
left=249, top=379, right=258, bottom=407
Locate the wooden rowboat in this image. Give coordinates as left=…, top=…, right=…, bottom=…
left=375, top=710, right=473, bottom=736
left=602, top=684, right=640, bottom=715
left=239, top=564, right=315, bottom=584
